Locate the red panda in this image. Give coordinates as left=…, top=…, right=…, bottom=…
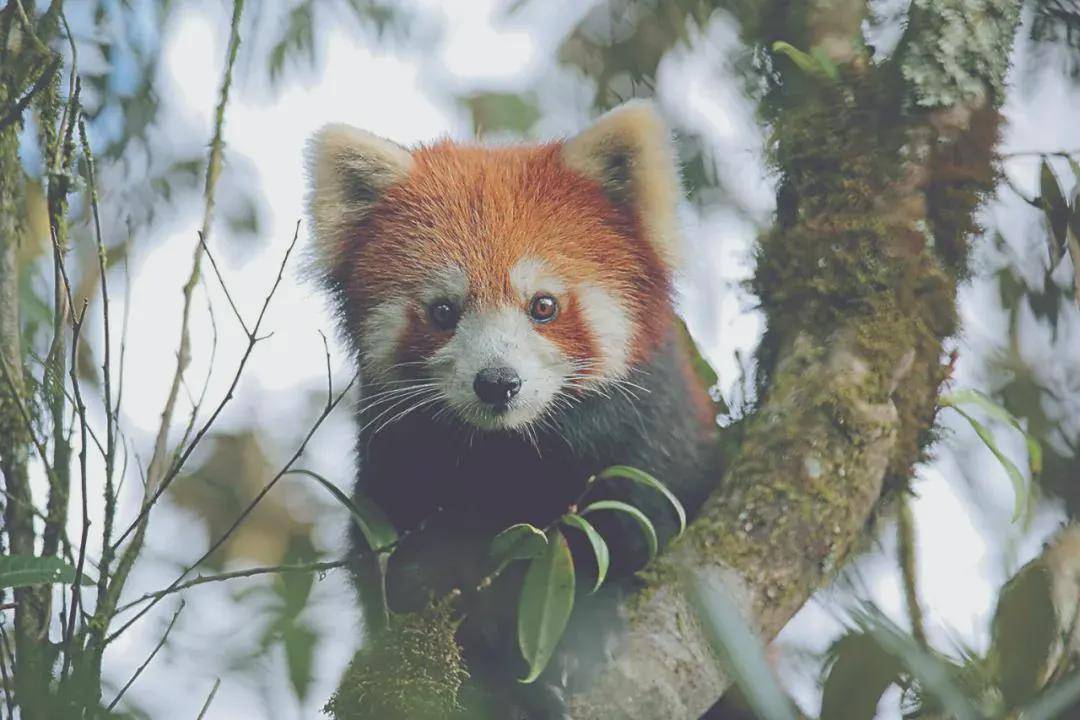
left=307, top=101, right=719, bottom=719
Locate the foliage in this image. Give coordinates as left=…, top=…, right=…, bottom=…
left=0, top=555, right=91, bottom=590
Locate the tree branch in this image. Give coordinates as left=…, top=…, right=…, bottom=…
left=567, top=1, right=1020, bottom=716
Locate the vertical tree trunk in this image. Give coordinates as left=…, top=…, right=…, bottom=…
left=0, top=70, right=51, bottom=720
left=568, top=1, right=1020, bottom=717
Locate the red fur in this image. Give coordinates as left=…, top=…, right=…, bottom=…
left=338, top=140, right=675, bottom=369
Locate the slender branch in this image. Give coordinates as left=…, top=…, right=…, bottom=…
left=139, top=0, right=245, bottom=506
left=77, top=115, right=120, bottom=609
left=90, top=4, right=247, bottom=680
left=105, top=601, right=185, bottom=711
left=106, top=369, right=359, bottom=644
left=197, top=231, right=250, bottom=336
left=196, top=678, right=222, bottom=720
left=1001, top=148, right=1080, bottom=159
left=112, top=221, right=299, bottom=550
left=171, top=277, right=219, bottom=472
left=899, top=493, right=927, bottom=648
left=115, top=559, right=348, bottom=614
left=57, top=247, right=90, bottom=680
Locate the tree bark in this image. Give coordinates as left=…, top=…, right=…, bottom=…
left=568, top=1, right=1021, bottom=717
left=0, top=39, right=52, bottom=719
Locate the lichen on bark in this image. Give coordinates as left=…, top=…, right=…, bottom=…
left=901, top=0, right=1021, bottom=109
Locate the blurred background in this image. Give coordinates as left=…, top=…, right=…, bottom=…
left=6, top=0, right=1080, bottom=717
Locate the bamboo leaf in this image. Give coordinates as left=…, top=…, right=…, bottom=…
left=517, top=528, right=575, bottom=684
left=597, top=465, right=687, bottom=536
left=941, top=388, right=1042, bottom=476
left=491, top=523, right=548, bottom=565
left=683, top=572, right=799, bottom=720
left=853, top=608, right=979, bottom=720
left=0, top=555, right=90, bottom=589
left=287, top=469, right=398, bottom=550
left=820, top=633, right=903, bottom=720
left=1039, top=159, right=1070, bottom=263
left=582, top=500, right=659, bottom=559
left=939, top=396, right=1033, bottom=521
left=772, top=41, right=829, bottom=79
left=561, top=514, right=610, bottom=593
left=991, top=563, right=1058, bottom=709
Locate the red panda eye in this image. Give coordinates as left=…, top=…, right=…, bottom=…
left=428, top=301, right=459, bottom=330
left=529, top=295, right=558, bottom=323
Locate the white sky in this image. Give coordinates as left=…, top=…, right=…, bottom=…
left=33, top=1, right=1076, bottom=718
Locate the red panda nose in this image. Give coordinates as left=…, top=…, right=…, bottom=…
left=473, top=367, right=522, bottom=406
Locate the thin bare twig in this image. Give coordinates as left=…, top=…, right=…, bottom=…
left=196, top=678, right=222, bottom=720
left=113, top=221, right=299, bottom=550
left=107, top=369, right=359, bottom=644
left=114, top=221, right=133, bottom=421
left=97, top=3, right=247, bottom=665
left=1001, top=148, right=1080, bottom=159
left=197, top=231, right=250, bottom=336
left=105, top=601, right=185, bottom=711
left=77, top=114, right=120, bottom=609
left=58, top=267, right=90, bottom=681
left=319, top=330, right=333, bottom=399
left=115, top=559, right=348, bottom=614
left=172, top=277, right=219, bottom=461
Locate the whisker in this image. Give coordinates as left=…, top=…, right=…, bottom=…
left=371, top=393, right=446, bottom=438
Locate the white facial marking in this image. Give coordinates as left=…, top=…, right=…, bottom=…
left=419, top=264, right=468, bottom=305
left=576, top=283, right=631, bottom=377
left=430, top=306, right=571, bottom=430
left=360, top=299, right=408, bottom=379
left=509, top=257, right=566, bottom=302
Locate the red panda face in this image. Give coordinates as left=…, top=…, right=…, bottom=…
left=307, top=102, right=684, bottom=432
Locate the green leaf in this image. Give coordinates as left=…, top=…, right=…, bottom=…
left=597, top=465, right=687, bottom=536
left=772, top=41, right=820, bottom=74
left=561, top=514, right=610, bottom=593
left=465, top=92, right=540, bottom=135
left=683, top=572, right=799, bottom=720
left=677, top=318, right=721, bottom=394
left=820, top=633, right=903, bottom=720
left=1017, top=670, right=1080, bottom=720
left=853, top=608, right=979, bottom=720
left=491, top=523, right=548, bottom=565
left=282, top=622, right=318, bottom=700
left=810, top=46, right=840, bottom=80
left=0, top=555, right=88, bottom=589
left=1039, top=159, right=1070, bottom=263
left=287, top=469, right=398, bottom=550
left=942, top=388, right=1042, bottom=476
left=940, top=401, right=1030, bottom=521
left=772, top=41, right=833, bottom=81
left=518, top=529, right=575, bottom=684
left=991, top=563, right=1057, bottom=709
left=582, top=500, right=658, bottom=559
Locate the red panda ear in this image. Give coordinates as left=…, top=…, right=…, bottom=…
left=561, top=100, right=682, bottom=271
left=305, top=124, right=413, bottom=272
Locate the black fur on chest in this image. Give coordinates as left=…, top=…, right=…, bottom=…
left=354, top=332, right=719, bottom=542
left=345, top=330, right=720, bottom=718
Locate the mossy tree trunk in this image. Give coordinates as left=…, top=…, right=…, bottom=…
left=0, top=16, right=56, bottom=717
left=569, top=1, right=1019, bottom=717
